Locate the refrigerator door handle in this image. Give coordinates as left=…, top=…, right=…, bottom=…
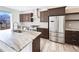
left=50, top=21, right=54, bottom=22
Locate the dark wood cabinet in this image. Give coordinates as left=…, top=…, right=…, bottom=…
left=32, top=35, right=41, bottom=52
left=37, top=28, right=49, bottom=39
left=65, top=30, right=79, bottom=46
left=32, top=28, right=48, bottom=52
left=20, top=13, right=33, bottom=22
left=48, top=7, right=66, bottom=16
left=40, top=11, right=48, bottom=22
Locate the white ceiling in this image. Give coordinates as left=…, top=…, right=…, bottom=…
left=6, top=6, right=57, bottom=12
left=5, top=6, right=79, bottom=12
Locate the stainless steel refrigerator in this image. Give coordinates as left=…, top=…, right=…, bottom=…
left=49, top=16, right=65, bottom=43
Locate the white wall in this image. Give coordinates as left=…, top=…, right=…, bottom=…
left=0, top=6, right=20, bottom=30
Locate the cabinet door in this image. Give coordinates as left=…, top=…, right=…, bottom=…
left=44, top=11, right=48, bottom=22
left=40, top=11, right=48, bottom=22
left=65, top=31, right=73, bottom=44
left=37, top=28, right=49, bottom=39
left=20, top=14, right=26, bottom=22
left=20, top=13, right=33, bottom=22
left=72, top=31, right=79, bottom=46
left=23, top=14, right=27, bottom=22
left=32, top=35, right=40, bottom=52
left=20, top=14, right=23, bottom=22
left=65, top=31, right=79, bottom=46
left=48, top=7, right=65, bottom=16
left=23, top=14, right=30, bottom=22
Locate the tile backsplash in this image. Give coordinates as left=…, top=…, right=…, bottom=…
left=20, top=22, right=48, bottom=28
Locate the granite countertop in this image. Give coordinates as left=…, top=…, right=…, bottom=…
left=0, top=29, right=41, bottom=52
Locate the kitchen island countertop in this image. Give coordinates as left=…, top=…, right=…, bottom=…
left=0, top=29, right=41, bottom=52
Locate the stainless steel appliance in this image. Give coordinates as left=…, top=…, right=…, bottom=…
left=49, top=16, right=65, bottom=43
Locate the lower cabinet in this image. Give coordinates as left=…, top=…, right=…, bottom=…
left=32, top=35, right=41, bottom=52
left=37, top=28, right=49, bottom=39
left=65, top=30, right=79, bottom=46
left=32, top=28, right=48, bottom=52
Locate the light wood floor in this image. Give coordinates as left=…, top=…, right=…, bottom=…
left=40, top=38, right=79, bottom=52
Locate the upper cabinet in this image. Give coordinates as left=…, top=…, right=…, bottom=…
left=48, top=7, right=66, bottom=16
left=40, top=11, right=48, bottom=22
left=20, top=13, right=33, bottom=22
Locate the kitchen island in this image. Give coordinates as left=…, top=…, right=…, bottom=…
left=0, top=29, right=41, bottom=52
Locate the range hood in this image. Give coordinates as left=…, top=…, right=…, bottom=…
left=32, top=8, right=40, bottom=18
left=31, top=8, right=40, bottom=24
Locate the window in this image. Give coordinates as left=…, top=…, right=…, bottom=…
left=0, top=11, right=10, bottom=30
